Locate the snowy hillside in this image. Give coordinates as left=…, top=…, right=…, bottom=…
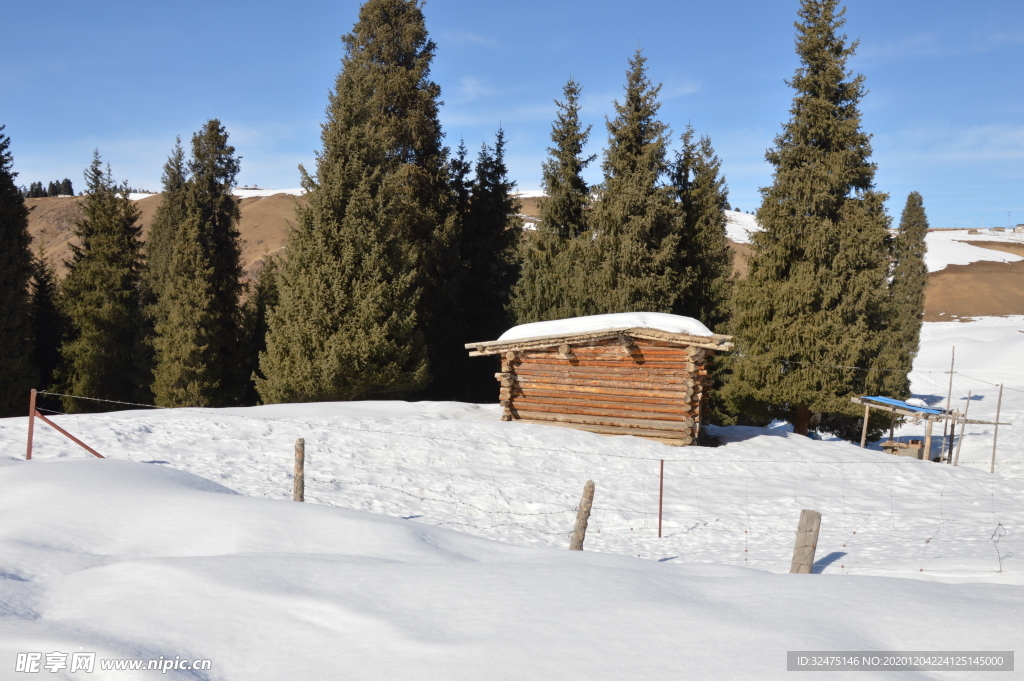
left=725, top=209, right=757, bottom=243
left=8, top=210, right=1024, bottom=677
left=2, top=458, right=1018, bottom=679
left=3, top=313, right=1024, bottom=677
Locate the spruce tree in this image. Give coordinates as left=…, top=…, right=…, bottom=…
left=512, top=78, right=597, bottom=324
left=882, top=191, right=929, bottom=398
left=588, top=51, right=684, bottom=315
left=672, top=126, right=733, bottom=331
left=58, top=151, right=149, bottom=411
left=257, top=173, right=428, bottom=402
left=241, top=257, right=280, bottom=406
left=459, top=130, right=522, bottom=401
left=149, top=122, right=245, bottom=407
left=186, top=121, right=245, bottom=402
left=60, top=178, right=73, bottom=196
left=143, top=138, right=188, bottom=306
left=0, top=125, right=38, bottom=416
left=724, top=0, right=892, bottom=438
left=150, top=216, right=220, bottom=407
left=29, top=253, right=64, bottom=390
left=258, top=0, right=454, bottom=403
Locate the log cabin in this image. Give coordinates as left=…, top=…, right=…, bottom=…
left=466, top=313, right=733, bottom=446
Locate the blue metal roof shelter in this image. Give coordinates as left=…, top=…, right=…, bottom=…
left=860, top=396, right=944, bottom=416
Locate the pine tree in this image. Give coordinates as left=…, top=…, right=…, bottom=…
left=257, top=173, right=428, bottom=402
left=258, top=0, right=454, bottom=403
left=0, top=125, right=38, bottom=416
left=142, top=139, right=187, bottom=306
left=588, top=51, right=684, bottom=315
left=240, top=257, right=280, bottom=406
left=724, top=0, right=892, bottom=438
left=459, top=130, right=522, bottom=401
left=882, top=191, right=929, bottom=398
left=60, top=178, right=73, bottom=196
left=672, top=126, right=733, bottom=331
left=29, top=253, right=64, bottom=389
left=58, top=151, right=149, bottom=411
left=512, top=78, right=597, bottom=324
left=150, top=216, right=220, bottom=407
left=149, top=122, right=245, bottom=407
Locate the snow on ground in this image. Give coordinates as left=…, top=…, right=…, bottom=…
left=231, top=188, right=305, bottom=198
left=924, top=229, right=1024, bottom=271
left=725, top=209, right=757, bottom=243
left=498, top=311, right=714, bottom=340
left=3, top=390, right=1022, bottom=584
left=128, top=189, right=306, bottom=201
left=3, top=319, right=1023, bottom=677
left=900, top=315, right=1024, bottom=478
left=2, top=458, right=1019, bottom=680
left=724, top=214, right=1024, bottom=274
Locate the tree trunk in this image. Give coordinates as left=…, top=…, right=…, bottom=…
left=793, top=404, right=811, bottom=436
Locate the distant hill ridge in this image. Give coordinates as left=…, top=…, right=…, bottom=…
left=26, top=192, right=305, bottom=282
left=24, top=195, right=1024, bottom=319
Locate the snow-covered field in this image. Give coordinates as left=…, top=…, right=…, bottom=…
left=4, top=220, right=1024, bottom=677
left=4, top=459, right=1019, bottom=680
left=3, top=319, right=1024, bottom=677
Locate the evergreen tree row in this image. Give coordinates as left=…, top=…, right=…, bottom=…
left=511, top=54, right=733, bottom=334
left=0, top=0, right=931, bottom=443
left=22, top=178, right=74, bottom=198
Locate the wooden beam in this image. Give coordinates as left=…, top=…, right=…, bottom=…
left=466, top=326, right=733, bottom=356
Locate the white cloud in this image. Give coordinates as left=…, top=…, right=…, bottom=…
left=441, top=30, right=498, bottom=49
left=879, top=124, right=1024, bottom=164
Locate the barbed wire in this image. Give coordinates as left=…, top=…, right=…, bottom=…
left=20, top=391, right=1022, bottom=575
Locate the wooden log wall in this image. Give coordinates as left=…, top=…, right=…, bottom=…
left=496, top=337, right=714, bottom=446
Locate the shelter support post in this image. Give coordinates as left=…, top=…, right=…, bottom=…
left=990, top=384, right=1004, bottom=474
left=953, top=391, right=971, bottom=466
left=859, top=403, right=870, bottom=448
left=923, top=419, right=934, bottom=461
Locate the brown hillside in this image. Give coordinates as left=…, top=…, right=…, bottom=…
left=728, top=239, right=1024, bottom=321
left=26, top=194, right=305, bottom=282
left=518, top=196, right=541, bottom=217
left=922, top=259, right=1024, bottom=321
left=28, top=196, right=1024, bottom=321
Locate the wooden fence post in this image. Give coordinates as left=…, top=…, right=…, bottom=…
left=293, top=438, right=305, bottom=502
left=569, top=480, right=595, bottom=550
left=26, top=389, right=36, bottom=460
left=789, top=509, right=821, bottom=574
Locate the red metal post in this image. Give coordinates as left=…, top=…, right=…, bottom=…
left=26, top=389, right=36, bottom=460
left=658, top=459, right=664, bottom=538
left=33, top=412, right=104, bottom=459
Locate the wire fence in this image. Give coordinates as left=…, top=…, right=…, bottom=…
left=14, top=391, right=1023, bottom=579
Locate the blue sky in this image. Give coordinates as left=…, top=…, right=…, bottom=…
left=5, top=0, right=1022, bottom=227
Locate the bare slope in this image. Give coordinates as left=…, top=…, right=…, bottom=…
left=29, top=196, right=1024, bottom=319
left=26, top=194, right=305, bottom=281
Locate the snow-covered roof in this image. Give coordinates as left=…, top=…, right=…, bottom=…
left=499, top=312, right=713, bottom=342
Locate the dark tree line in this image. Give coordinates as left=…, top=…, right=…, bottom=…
left=22, top=179, right=73, bottom=198
left=0, top=0, right=930, bottom=442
